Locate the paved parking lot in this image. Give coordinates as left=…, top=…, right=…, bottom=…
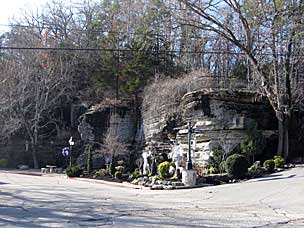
left=0, top=166, right=304, bottom=227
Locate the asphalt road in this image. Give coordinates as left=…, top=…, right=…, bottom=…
left=0, top=166, right=304, bottom=228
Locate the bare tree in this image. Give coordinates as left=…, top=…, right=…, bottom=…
left=173, top=0, right=304, bottom=158
left=0, top=54, right=72, bottom=168
left=101, top=114, right=129, bottom=175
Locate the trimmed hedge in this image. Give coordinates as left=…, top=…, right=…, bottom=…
left=274, top=156, right=285, bottom=168
left=225, top=154, right=248, bottom=179
left=158, top=161, right=170, bottom=179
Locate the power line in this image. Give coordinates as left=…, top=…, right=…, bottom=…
left=1, top=45, right=303, bottom=57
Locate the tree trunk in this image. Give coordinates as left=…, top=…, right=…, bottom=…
left=277, top=115, right=290, bottom=159
left=31, top=139, right=39, bottom=169
left=277, top=119, right=284, bottom=157
left=283, top=116, right=290, bottom=159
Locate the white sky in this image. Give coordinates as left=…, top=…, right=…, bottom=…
left=0, top=0, right=95, bottom=34
left=0, top=0, right=90, bottom=33
left=0, top=0, right=49, bottom=32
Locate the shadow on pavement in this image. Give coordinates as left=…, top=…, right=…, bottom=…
left=256, top=174, right=296, bottom=182
left=0, top=188, right=236, bottom=228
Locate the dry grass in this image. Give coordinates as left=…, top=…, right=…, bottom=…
left=143, top=69, right=216, bottom=119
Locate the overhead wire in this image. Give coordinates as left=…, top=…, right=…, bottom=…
left=0, top=45, right=303, bottom=57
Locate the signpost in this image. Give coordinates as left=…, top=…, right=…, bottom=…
left=186, top=122, right=193, bottom=170
left=183, top=121, right=202, bottom=186
left=186, top=121, right=204, bottom=170
left=68, top=137, right=75, bottom=167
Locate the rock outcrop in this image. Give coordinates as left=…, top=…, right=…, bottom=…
left=76, top=99, right=144, bottom=169
left=143, top=89, right=277, bottom=167
left=78, top=99, right=143, bottom=145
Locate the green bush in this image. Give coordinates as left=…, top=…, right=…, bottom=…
left=225, top=154, right=248, bottom=179
left=131, top=169, right=140, bottom=179
left=207, top=166, right=216, bottom=175
left=274, top=156, right=285, bottom=168
left=114, top=171, right=122, bottom=179
left=169, top=162, right=176, bottom=168
left=158, top=161, right=170, bottom=179
left=248, top=162, right=263, bottom=178
left=95, top=169, right=109, bottom=177
left=0, top=159, right=8, bottom=168
left=263, top=159, right=275, bottom=173
left=208, top=146, right=226, bottom=174
left=66, top=165, right=83, bottom=177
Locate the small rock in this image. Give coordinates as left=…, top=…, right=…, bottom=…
left=171, top=182, right=184, bottom=187
left=151, top=177, right=157, bottom=185
left=284, top=163, right=295, bottom=168
left=163, top=185, right=173, bottom=190
left=151, top=184, right=163, bottom=190
left=155, top=180, right=162, bottom=185
left=131, top=179, right=140, bottom=185
left=160, top=181, right=169, bottom=185
left=143, top=176, right=148, bottom=181
left=144, top=183, right=152, bottom=187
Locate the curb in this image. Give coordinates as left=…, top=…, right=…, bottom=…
left=69, top=177, right=214, bottom=190
left=69, top=177, right=151, bottom=190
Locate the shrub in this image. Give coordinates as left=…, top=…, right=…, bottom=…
left=263, top=159, right=275, bottom=173
left=115, top=165, right=124, bottom=172
left=207, top=166, right=216, bottom=175
left=240, top=123, right=265, bottom=163
left=248, top=161, right=263, bottom=178
left=130, top=169, right=140, bottom=179
left=95, top=169, right=109, bottom=177
left=169, top=162, right=176, bottom=168
left=0, top=159, right=8, bottom=168
left=117, top=160, right=124, bottom=166
left=208, top=146, right=231, bottom=174
left=114, top=171, right=122, bottom=179
left=225, top=154, right=248, bottom=179
left=158, top=161, right=170, bottom=179
left=143, top=69, right=215, bottom=122
left=66, top=165, right=83, bottom=177
left=274, top=156, right=285, bottom=168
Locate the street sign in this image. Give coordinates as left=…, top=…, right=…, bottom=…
left=62, top=147, right=70, bottom=157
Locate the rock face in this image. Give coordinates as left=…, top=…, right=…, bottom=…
left=143, top=90, right=277, bottom=167
left=78, top=99, right=142, bottom=145
left=76, top=99, right=144, bottom=169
